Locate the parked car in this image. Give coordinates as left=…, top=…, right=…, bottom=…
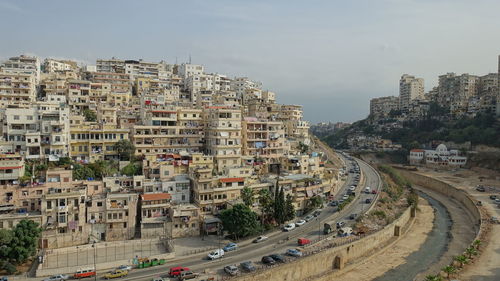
left=261, top=256, right=276, bottom=265
left=179, top=271, right=198, bottom=280
left=283, top=223, right=296, bottom=232
left=286, top=248, right=303, bottom=257
left=490, top=195, right=497, bottom=200
left=329, top=200, right=338, bottom=207
left=495, top=198, right=500, bottom=204
left=476, top=186, right=486, bottom=192
left=365, top=198, right=372, bottom=204
left=350, top=213, right=358, bottom=220
left=43, top=275, right=69, bottom=281
left=304, top=215, right=315, bottom=222
left=371, top=189, right=377, bottom=194
left=103, top=269, right=128, bottom=279
left=169, top=267, right=190, bottom=277
left=336, top=221, right=345, bottom=229
left=207, top=249, right=225, bottom=260
left=240, top=261, right=256, bottom=272
left=223, top=243, right=238, bottom=252
left=253, top=236, right=268, bottom=243
left=364, top=187, right=371, bottom=194
left=312, top=210, right=322, bottom=217
left=151, top=278, right=165, bottom=281
left=270, top=254, right=285, bottom=263
left=224, top=265, right=239, bottom=276
left=297, top=238, right=311, bottom=246
left=116, top=265, right=132, bottom=271
left=295, top=219, right=306, bottom=226
left=342, top=194, right=349, bottom=200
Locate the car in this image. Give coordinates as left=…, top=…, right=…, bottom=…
left=490, top=195, right=497, bottom=200
left=224, top=265, right=239, bottom=276
left=73, top=268, right=96, bottom=279
left=495, top=198, right=500, bottom=204
left=295, top=219, right=306, bottom=226
left=286, top=248, right=303, bottom=257
left=304, top=215, right=315, bottom=222
left=371, top=189, right=378, bottom=194
left=240, top=261, right=256, bottom=272
left=223, top=243, right=238, bottom=252
left=348, top=186, right=356, bottom=192
left=338, top=199, right=344, bottom=204
left=297, top=238, right=311, bottom=246
left=342, top=194, right=349, bottom=200
left=269, top=254, right=285, bottom=263
left=364, top=187, right=371, bottom=194
left=365, top=198, right=372, bottom=204
left=491, top=217, right=499, bottom=224
left=116, top=265, right=132, bottom=271
left=336, top=221, right=345, bottom=229
left=476, top=186, right=486, bottom=192
left=207, top=249, right=225, bottom=260
left=350, top=213, right=358, bottom=220
left=283, top=223, right=296, bottom=231
left=151, top=278, right=165, bottom=281
left=169, top=267, right=190, bottom=277
left=43, top=275, right=69, bottom=281
left=103, top=269, right=128, bottom=279
left=313, top=210, right=322, bottom=217
left=329, top=200, right=338, bottom=207
left=261, top=256, right=276, bottom=265
left=253, top=236, right=268, bottom=243
left=179, top=271, right=198, bottom=280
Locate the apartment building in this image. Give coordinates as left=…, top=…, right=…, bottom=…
left=43, top=59, right=77, bottom=73
left=124, top=59, right=171, bottom=80
left=169, top=204, right=200, bottom=238
left=69, top=118, right=130, bottom=163
left=2, top=107, right=38, bottom=153
left=230, top=77, right=262, bottom=100
left=399, top=74, right=424, bottom=112
left=437, top=73, right=480, bottom=115
left=242, top=117, right=289, bottom=161
left=1, top=55, right=41, bottom=83
left=0, top=72, right=37, bottom=102
left=369, top=96, right=399, bottom=118
left=162, top=175, right=190, bottom=204
left=140, top=192, right=171, bottom=238
left=86, top=71, right=132, bottom=95
left=0, top=205, right=42, bottom=230
left=204, top=107, right=242, bottom=171
left=0, top=153, right=24, bottom=185
left=96, top=58, right=126, bottom=73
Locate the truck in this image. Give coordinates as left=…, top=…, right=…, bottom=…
left=338, top=227, right=353, bottom=237
left=323, top=221, right=335, bottom=234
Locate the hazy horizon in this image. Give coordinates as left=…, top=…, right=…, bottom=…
left=1, top=0, right=499, bottom=123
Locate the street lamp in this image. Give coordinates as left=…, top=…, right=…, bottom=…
left=92, top=242, right=97, bottom=281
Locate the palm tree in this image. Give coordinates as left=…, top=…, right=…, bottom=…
left=454, top=255, right=469, bottom=268
left=473, top=239, right=482, bottom=250
left=442, top=265, right=456, bottom=280
left=465, top=246, right=478, bottom=259
left=241, top=186, right=254, bottom=207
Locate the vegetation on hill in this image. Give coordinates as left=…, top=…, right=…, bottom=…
left=0, top=220, right=42, bottom=274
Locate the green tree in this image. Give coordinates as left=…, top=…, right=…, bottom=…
left=442, top=265, right=456, bottom=280
left=121, top=162, right=141, bottom=176
left=424, top=275, right=442, bottom=281
left=240, top=187, right=254, bottom=207
left=284, top=194, right=296, bottom=222
left=274, top=187, right=286, bottom=224
left=454, top=255, right=468, bottom=268
left=465, top=247, right=477, bottom=259
left=473, top=239, right=482, bottom=249
left=113, top=140, right=136, bottom=161
left=258, top=189, right=274, bottom=224
left=73, top=164, right=96, bottom=180
left=83, top=109, right=97, bottom=122
left=0, top=260, right=16, bottom=274
left=8, top=220, right=42, bottom=263
left=219, top=204, right=260, bottom=239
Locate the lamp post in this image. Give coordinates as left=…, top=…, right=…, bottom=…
left=92, top=242, right=97, bottom=281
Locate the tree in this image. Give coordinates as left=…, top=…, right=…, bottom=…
left=121, top=162, right=141, bottom=176
left=284, top=194, right=295, bottom=222
left=442, top=265, right=456, bottom=280
left=113, top=140, right=136, bottom=161
left=473, top=239, right=482, bottom=250
left=219, top=204, right=260, bottom=239
left=73, top=164, right=96, bottom=180
left=274, top=187, right=286, bottom=225
left=8, top=220, right=42, bottom=263
left=258, top=189, right=274, bottom=224
left=454, top=255, right=468, bottom=268
left=424, top=275, right=442, bottom=281
left=240, top=187, right=254, bottom=207
left=465, top=247, right=477, bottom=259
left=83, top=109, right=97, bottom=122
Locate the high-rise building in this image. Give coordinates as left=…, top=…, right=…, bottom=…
left=399, top=74, right=424, bottom=111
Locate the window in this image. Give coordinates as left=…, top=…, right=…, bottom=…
left=123, top=222, right=127, bottom=228
left=47, top=201, right=52, bottom=209
left=97, top=202, right=103, bottom=207
left=74, top=199, right=78, bottom=206
left=13, top=115, right=19, bottom=120
left=94, top=185, right=98, bottom=191
left=58, top=213, right=66, bottom=223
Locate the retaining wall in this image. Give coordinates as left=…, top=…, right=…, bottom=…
left=233, top=207, right=413, bottom=281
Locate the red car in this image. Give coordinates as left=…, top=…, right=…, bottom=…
left=169, top=267, right=190, bottom=277
left=297, top=238, right=311, bottom=246
left=371, top=190, right=377, bottom=194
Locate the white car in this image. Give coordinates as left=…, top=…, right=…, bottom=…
left=253, top=236, right=268, bottom=243
left=43, top=275, right=69, bottom=281
left=295, top=219, right=306, bottom=226
left=207, top=249, right=225, bottom=260
left=283, top=223, right=296, bottom=231
left=342, top=194, right=349, bottom=200
left=117, top=265, right=132, bottom=271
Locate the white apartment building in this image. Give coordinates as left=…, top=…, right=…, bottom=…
left=1, top=55, right=41, bottom=83
left=43, top=59, right=76, bottom=73
left=399, top=74, right=424, bottom=111
left=0, top=72, right=37, bottom=103
left=162, top=175, right=190, bottom=204
left=177, top=63, right=204, bottom=78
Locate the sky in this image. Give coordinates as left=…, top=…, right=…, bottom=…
left=1, top=0, right=499, bottom=123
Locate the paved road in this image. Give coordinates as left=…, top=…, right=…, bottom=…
left=102, top=154, right=382, bottom=281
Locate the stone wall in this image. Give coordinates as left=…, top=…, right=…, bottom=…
left=233, top=207, right=413, bottom=281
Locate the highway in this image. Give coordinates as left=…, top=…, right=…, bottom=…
left=106, top=153, right=383, bottom=281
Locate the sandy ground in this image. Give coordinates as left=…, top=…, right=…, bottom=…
left=419, top=168, right=500, bottom=281
left=320, top=198, right=434, bottom=281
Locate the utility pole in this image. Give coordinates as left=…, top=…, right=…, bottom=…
left=92, top=242, right=97, bottom=281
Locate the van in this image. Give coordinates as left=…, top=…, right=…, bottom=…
left=207, top=249, right=225, bottom=260
left=169, top=267, right=190, bottom=277
left=73, top=268, right=96, bottom=279
left=364, top=187, right=371, bottom=194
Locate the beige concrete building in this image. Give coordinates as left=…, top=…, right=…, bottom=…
left=0, top=72, right=37, bottom=102
left=242, top=117, right=289, bottom=161
left=369, top=96, right=399, bottom=118
left=399, top=74, right=424, bottom=111
left=140, top=192, right=171, bottom=238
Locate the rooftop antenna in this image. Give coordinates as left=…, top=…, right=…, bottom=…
left=175, top=57, right=178, bottom=65
left=189, top=54, right=192, bottom=64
